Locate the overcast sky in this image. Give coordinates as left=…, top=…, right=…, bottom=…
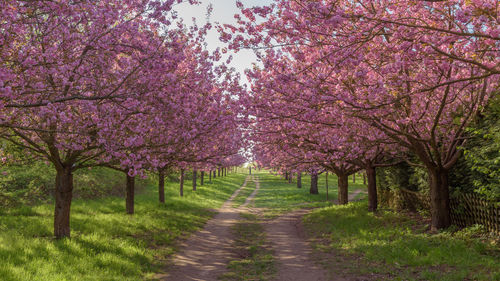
left=175, top=0, right=274, bottom=85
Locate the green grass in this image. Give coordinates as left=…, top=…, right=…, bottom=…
left=220, top=213, right=275, bottom=281
left=0, top=172, right=247, bottom=281
left=251, top=170, right=366, bottom=217
left=303, top=201, right=500, bottom=281
left=232, top=178, right=256, bottom=207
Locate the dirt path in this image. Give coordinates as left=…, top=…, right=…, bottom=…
left=265, top=188, right=364, bottom=281
left=159, top=176, right=252, bottom=281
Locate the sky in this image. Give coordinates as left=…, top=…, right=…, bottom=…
left=175, top=0, right=274, bottom=85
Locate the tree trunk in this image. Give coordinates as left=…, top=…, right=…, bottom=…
left=366, top=165, right=377, bottom=212
left=338, top=173, right=348, bottom=204
left=310, top=172, right=319, bottom=194
left=159, top=169, right=165, bottom=204
left=428, top=167, right=451, bottom=230
left=285, top=172, right=289, bottom=181
left=249, top=167, right=252, bottom=175
left=326, top=172, right=329, bottom=201
left=288, top=172, right=292, bottom=183
left=126, top=174, right=135, bottom=215
left=201, top=171, right=205, bottom=186
left=297, top=172, right=302, bottom=188
left=180, top=169, right=184, bottom=197
left=213, top=169, right=216, bottom=178
left=218, top=168, right=221, bottom=177
left=54, top=165, right=74, bottom=239
left=363, top=172, right=366, bottom=185
left=353, top=174, right=356, bottom=183
left=209, top=170, right=212, bottom=183
left=192, top=169, right=197, bottom=191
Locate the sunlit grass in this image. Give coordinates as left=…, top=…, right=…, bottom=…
left=232, top=178, right=256, bottom=207
left=251, top=170, right=366, bottom=217
left=0, top=172, right=247, bottom=281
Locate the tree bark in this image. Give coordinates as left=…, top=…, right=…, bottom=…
left=363, top=172, right=366, bottom=185
left=218, top=168, right=221, bottom=177
left=338, top=173, right=349, bottom=204
left=201, top=171, right=205, bottom=186
left=366, top=165, right=377, bottom=212
left=288, top=172, right=292, bottom=184
left=180, top=169, right=184, bottom=197
left=326, top=172, right=329, bottom=201
left=126, top=174, right=135, bottom=215
left=209, top=170, right=212, bottom=182
left=297, top=172, right=302, bottom=188
left=213, top=169, right=216, bottom=178
left=192, top=169, right=197, bottom=191
left=428, top=167, right=451, bottom=230
left=158, top=169, right=165, bottom=204
left=249, top=167, right=252, bottom=175
left=54, top=165, right=74, bottom=239
left=310, top=172, right=319, bottom=194
left=285, top=172, right=289, bottom=181
left=353, top=174, right=356, bottom=183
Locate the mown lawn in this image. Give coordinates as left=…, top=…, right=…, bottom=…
left=252, top=170, right=366, bottom=217
left=0, top=172, right=247, bottom=281
left=304, top=202, right=500, bottom=281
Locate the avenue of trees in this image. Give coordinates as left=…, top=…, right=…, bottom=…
left=222, top=0, right=500, bottom=230
left=1, top=0, right=499, bottom=239
left=0, top=0, right=247, bottom=238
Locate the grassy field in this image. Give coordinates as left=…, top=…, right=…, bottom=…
left=0, top=172, right=247, bottom=281
left=304, top=202, right=500, bottom=281
left=251, top=170, right=366, bottom=217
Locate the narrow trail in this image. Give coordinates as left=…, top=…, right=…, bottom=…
left=159, top=176, right=253, bottom=281
left=241, top=175, right=260, bottom=208
left=160, top=175, right=363, bottom=281
left=265, top=188, right=364, bottom=281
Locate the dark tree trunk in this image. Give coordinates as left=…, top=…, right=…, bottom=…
left=366, top=164, right=377, bottom=212
left=297, top=172, right=302, bottom=188
left=338, top=173, right=349, bottom=204
left=209, top=170, right=212, bottom=182
left=326, top=172, right=329, bottom=201
left=158, top=169, right=165, bottom=204
left=192, top=169, right=197, bottom=191
left=288, top=172, right=292, bottom=184
left=224, top=168, right=227, bottom=176
left=201, top=171, right=205, bottom=186
left=54, top=165, right=74, bottom=239
left=126, top=174, right=135, bottom=215
left=352, top=174, right=356, bottom=183
left=180, top=169, right=184, bottom=197
left=363, top=172, right=366, bottom=185
left=310, top=172, right=319, bottom=194
left=218, top=168, right=221, bottom=177
left=285, top=172, right=289, bottom=181
left=428, top=167, right=451, bottom=230
left=249, top=167, right=252, bottom=175
left=213, top=169, right=216, bottom=178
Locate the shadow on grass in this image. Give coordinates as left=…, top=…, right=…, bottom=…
left=304, top=201, right=500, bottom=281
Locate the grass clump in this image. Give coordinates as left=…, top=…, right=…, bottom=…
left=303, top=201, right=500, bottom=281
left=232, top=178, right=256, bottom=207
left=220, top=212, right=275, bottom=281
left=0, top=172, right=247, bottom=281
